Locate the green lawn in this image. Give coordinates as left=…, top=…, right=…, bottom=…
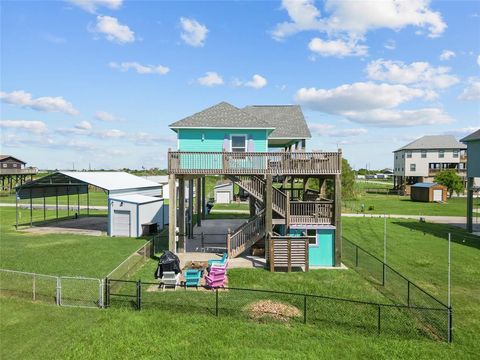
left=1, top=209, right=479, bottom=358
left=0, top=191, right=108, bottom=207
left=0, top=206, right=146, bottom=277
left=343, top=193, right=470, bottom=216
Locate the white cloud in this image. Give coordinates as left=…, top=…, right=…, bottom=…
left=295, top=82, right=427, bottom=113
left=94, top=111, right=123, bottom=122
left=69, top=0, right=122, bottom=13
left=439, top=50, right=456, bottom=61
left=233, top=74, right=268, bottom=89
left=94, top=15, right=134, bottom=44
left=295, top=82, right=452, bottom=127
left=272, top=0, right=323, bottom=40
left=366, top=59, right=459, bottom=89
left=109, top=61, right=169, bottom=75
left=458, top=78, right=480, bottom=101
left=309, top=123, right=367, bottom=137
left=75, top=120, right=92, bottom=130
left=180, top=17, right=208, bottom=47
left=272, top=0, right=446, bottom=57
left=384, top=39, right=396, bottom=50
left=0, top=120, right=48, bottom=134
left=97, top=129, right=125, bottom=138
left=0, top=90, right=79, bottom=115
left=340, top=108, right=453, bottom=126
left=308, top=37, right=367, bottom=57
left=196, top=72, right=224, bottom=86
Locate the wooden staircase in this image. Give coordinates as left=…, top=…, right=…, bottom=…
left=226, top=175, right=287, bottom=217
left=227, top=210, right=266, bottom=258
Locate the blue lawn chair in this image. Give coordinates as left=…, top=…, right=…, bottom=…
left=208, top=253, right=228, bottom=267
left=184, top=269, right=202, bottom=288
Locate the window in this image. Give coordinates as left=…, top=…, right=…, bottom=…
left=421, top=150, right=427, bottom=158
left=307, top=229, right=316, bottom=245
left=2, top=164, right=6, bottom=168
left=406, top=151, right=412, bottom=158
left=13, top=163, right=17, bottom=168
left=410, top=164, right=416, bottom=171
left=453, top=150, right=459, bottom=158
left=439, top=150, right=444, bottom=158
left=231, top=135, right=246, bottom=152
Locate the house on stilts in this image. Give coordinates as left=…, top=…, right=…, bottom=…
left=167, top=102, right=342, bottom=271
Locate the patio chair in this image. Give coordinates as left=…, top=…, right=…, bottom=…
left=160, top=271, right=180, bottom=291
left=208, top=253, right=228, bottom=267
left=184, top=269, right=202, bottom=288
left=205, top=267, right=227, bottom=289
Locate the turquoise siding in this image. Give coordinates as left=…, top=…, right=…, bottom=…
left=178, top=129, right=268, bottom=152
left=467, top=141, right=480, bottom=178
left=289, top=228, right=334, bottom=267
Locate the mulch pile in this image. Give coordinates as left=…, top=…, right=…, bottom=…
left=245, top=300, right=300, bottom=322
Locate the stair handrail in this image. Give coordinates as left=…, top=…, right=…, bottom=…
left=228, top=209, right=265, bottom=257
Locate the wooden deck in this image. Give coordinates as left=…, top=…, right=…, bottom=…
left=168, top=151, right=341, bottom=175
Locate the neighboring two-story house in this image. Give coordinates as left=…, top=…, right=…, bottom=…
left=461, top=129, right=480, bottom=233
left=0, top=155, right=38, bottom=190
left=167, top=102, right=342, bottom=270
left=393, top=136, right=467, bottom=194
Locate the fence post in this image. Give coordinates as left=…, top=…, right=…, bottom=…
left=215, top=288, right=219, bottom=316
left=377, top=305, right=381, bottom=335
left=136, top=280, right=142, bottom=311
left=56, top=277, right=61, bottom=306
left=355, top=246, right=358, bottom=267
left=448, top=307, right=453, bottom=343
left=407, top=281, right=410, bottom=307
left=303, top=295, right=307, bottom=324
left=99, top=279, right=104, bottom=308
left=106, top=278, right=110, bottom=307
left=382, top=263, right=386, bottom=286
left=32, top=273, right=36, bottom=301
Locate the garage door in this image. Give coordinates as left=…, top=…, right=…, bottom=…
left=433, top=189, right=442, bottom=202
left=113, top=210, right=131, bottom=236
left=216, top=192, right=230, bottom=204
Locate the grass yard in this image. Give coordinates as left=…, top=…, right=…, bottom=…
left=343, top=193, right=470, bottom=216
left=342, top=217, right=480, bottom=357
left=0, top=206, right=146, bottom=277
left=0, top=191, right=108, bottom=207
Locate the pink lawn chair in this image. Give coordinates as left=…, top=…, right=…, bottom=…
left=205, top=266, right=227, bottom=288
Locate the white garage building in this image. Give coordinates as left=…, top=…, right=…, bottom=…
left=15, top=171, right=164, bottom=238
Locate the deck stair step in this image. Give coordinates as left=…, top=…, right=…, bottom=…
left=227, top=210, right=265, bottom=258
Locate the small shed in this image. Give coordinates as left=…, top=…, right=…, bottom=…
left=109, top=194, right=164, bottom=237
left=214, top=182, right=233, bottom=204
left=411, top=183, right=447, bottom=202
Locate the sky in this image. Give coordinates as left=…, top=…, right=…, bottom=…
left=1, top=0, right=479, bottom=171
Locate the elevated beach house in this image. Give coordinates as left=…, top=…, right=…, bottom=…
left=167, top=102, right=342, bottom=270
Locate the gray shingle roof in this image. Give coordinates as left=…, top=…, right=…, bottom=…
left=460, top=129, right=480, bottom=142
left=169, top=102, right=272, bottom=129
left=395, top=135, right=467, bottom=151
left=242, top=105, right=311, bottom=139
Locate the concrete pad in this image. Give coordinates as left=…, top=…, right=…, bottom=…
left=20, top=216, right=107, bottom=236
left=185, top=219, right=247, bottom=252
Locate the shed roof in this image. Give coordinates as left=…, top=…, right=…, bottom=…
left=169, top=102, right=272, bottom=130
left=395, top=135, right=467, bottom=152
left=412, top=182, right=442, bottom=188
left=460, top=129, right=480, bottom=142
left=59, top=171, right=160, bottom=191
left=0, top=155, right=26, bottom=164
left=109, top=194, right=162, bottom=204
left=242, top=105, right=311, bottom=139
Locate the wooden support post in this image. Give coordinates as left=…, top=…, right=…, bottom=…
left=466, top=177, right=473, bottom=233
left=226, top=229, right=231, bottom=257
left=334, top=150, right=343, bottom=267
left=196, top=177, right=201, bottom=227
left=264, top=175, right=273, bottom=258
left=269, top=234, right=275, bottom=272
left=188, top=179, right=194, bottom=238
left=290, top=176, right=294, bottom=200
left=201, top=176, right=206, bottom=220
left=287, top=238, right=291, bottom=272
left=305, top=239, right=309, bottom=272
left=178, top=177, right=185, bottom=252
left=168, top=174, right=177, bottom=252
left=249, top=194, right=256, bottom=217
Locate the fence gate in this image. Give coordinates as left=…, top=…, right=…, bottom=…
left=59, top=276, right=103, bottom=308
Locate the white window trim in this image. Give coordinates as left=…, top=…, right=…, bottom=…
left=230, top=134, right=247, bottom=152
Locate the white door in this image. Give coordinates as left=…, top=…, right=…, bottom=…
left=113, top=210, right=131, bottom=236
left=216, top=192, right=230, bottom=204
left=433, top=189, right=442, bottom=202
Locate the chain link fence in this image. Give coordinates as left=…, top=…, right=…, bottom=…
left=0, top=269, right=103, bottom=309
left=105, top=279, right=449, bottom=342
left=342, top=238, right=451, bottom=342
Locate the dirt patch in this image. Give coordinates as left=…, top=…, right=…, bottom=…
left=245, top=300, right=301, bottom=322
